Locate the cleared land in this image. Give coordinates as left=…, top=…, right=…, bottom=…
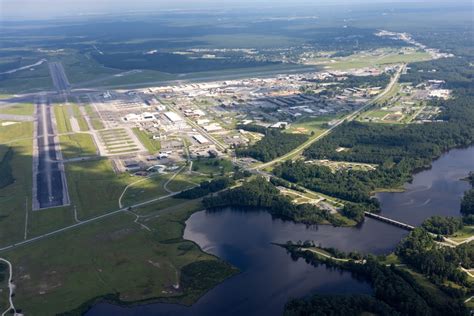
left=85, top=105, right=105, bottom=130
left=53, top=105, right=72, bottom=134
left=59, top=133, right=97, bottom=159
left=99, top=128, right=139, bottom=154
left=132, top=128, right=161, bottom=154
left=0, top=122, right=33, bottom=245
left=0, top=103, right=34, bottom=116
left=1, top=201, right=237, bottom=315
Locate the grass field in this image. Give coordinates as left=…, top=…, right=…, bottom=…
left=0, top=262, right=9, bottom=313
left=53, top=105, right=72, bottom=134
left=66, top=159, right=135, bottom=219
left=2, top=200, right=237, bottom=315
left=285, top=115, right=338, bottom=136
left=132, top=128, right=161, bottom=154
left=85, top=105, right=105, bottom=130
left=191, top=158, right=233, bottom=176
left=121, top=174, right=171, bottom=207
left=0, top=103, right=34, bottom=116
left=71, top=104, right=89, bottom=131
left=322, top=51, right=430, bottom=70
left=0, top=121, right=33, bottom=144
left=449, top=226, right=474, bottom=242
left=0, top=123, right=33, bottom=246
left=99, top=128, right=139, bottom=154
left=59, top=133, right=97, bottom=159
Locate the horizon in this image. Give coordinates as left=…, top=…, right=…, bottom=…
left=0, top=0, right=471, bottom=21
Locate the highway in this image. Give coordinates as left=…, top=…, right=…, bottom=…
left=252, top=64, right=405, bottom=171
left=32, top=97, right=70, bottom=210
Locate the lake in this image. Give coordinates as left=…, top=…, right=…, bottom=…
left=87, top=146, right=474, bottom=315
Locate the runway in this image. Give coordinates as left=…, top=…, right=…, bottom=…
left=32, top=97, right=70, bottom=210
left=48, top=62, right=70, bottom=93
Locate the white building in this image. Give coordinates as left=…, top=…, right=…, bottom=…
left=164, top=111, right=183, bottom=123
left=193, top=134, right=209, bottom=144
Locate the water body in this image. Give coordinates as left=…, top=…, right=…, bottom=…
left=377, top=146, right=474, bottom=226
left=87, top=146, right=474, bottom=316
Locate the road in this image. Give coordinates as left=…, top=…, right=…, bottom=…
left=32, top=97, right=70, bottom=210
left=252, top=64, right=405, bottom=171
left=0, top=258, right=15, bottom=316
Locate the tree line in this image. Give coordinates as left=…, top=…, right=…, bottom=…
left=203, top=177, right=344, bottom=226
left=236, top=128, right=308, bottom=162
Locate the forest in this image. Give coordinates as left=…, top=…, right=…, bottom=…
left=274, top=160, right=387, bottom=207
left=203, top=177, right=343, bottom=226
left=421, top=216, right=464, bottom=235
left=285, top=294, right=397, bottom=316
left=236, top=129, right=307, bottom=162
left=92, top=52, right=278, bottom=74
left=396, top=228, right=473, bottom=287
left=284, top=247, right=468, bottom=316
left=306, top=72, right=391, bottom=89
left=175, top=177, right=232, bottom=199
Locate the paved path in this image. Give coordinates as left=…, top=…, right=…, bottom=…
left=301, top=248, right=365, bottom=264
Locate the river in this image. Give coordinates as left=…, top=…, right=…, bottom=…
left=87, top=146, right=474, bottom=315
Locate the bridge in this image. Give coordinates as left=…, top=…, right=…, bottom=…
left=364, top=212, right=415, bottom=231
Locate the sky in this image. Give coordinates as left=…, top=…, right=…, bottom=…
left=0, top=0, right=468, bottom=20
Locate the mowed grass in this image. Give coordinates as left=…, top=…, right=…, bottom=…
left=0, top=262, right=9, bottom=313
left=0, top=123, right=33, bottom=246
left=85, top=105, right=104, bottom=130
left=121, top=174, right=171, bottom=207
left=0, top=103, right=34, bottom=116
left=285, top=115, right=336, bottom=136
left=0, top=121, right=33, bottom=144
left=192, top=158, right=233, bottom=176
left=132, top=127, right=161, bottom=154
left=2, top=198, right=237, bottom=316
left=71, top=104, right=89, bottom=131
left=324, top=51, right=431, bottom=70
left=59, top=133, right=97, bottom=159
left=449, top=226, right=474, bottom=242
left=53, top=105, right=72, bottom=134
left=99, top=128, right=138, bottom=154
left=66, top=159, right=135, bottom=219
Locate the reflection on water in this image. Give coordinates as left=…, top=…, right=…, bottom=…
left=377, top=146, right=474, bottom=225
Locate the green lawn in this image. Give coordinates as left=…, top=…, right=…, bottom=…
left=85, top=105, right=104, bottom=130
left=324, top=51, right=431, bottom=70
left=0, top=262, right=9, bottom=313
left=0, top=121, right=33, bottom=144
left=449, top=226, right=474, bottom=242
left=121, top=174, right=170, bottom=207
left=132, top=128, right=161, bottom=154
left=192, top=158, right=233, bottom=176
left=285, top=115, right=337, bottom=135
left=66, top=159, right=134, bottom=219
left=71, top=104, right=89, bottom=131
left=2, top=202, right=237, bottom=315
left=0, top=125, right=33, bottom=246
left=59, top=133, right=97, bottom=159
left=0, top=103, right=34, bottom=116
left=53, top=105, right=72, bottom=134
